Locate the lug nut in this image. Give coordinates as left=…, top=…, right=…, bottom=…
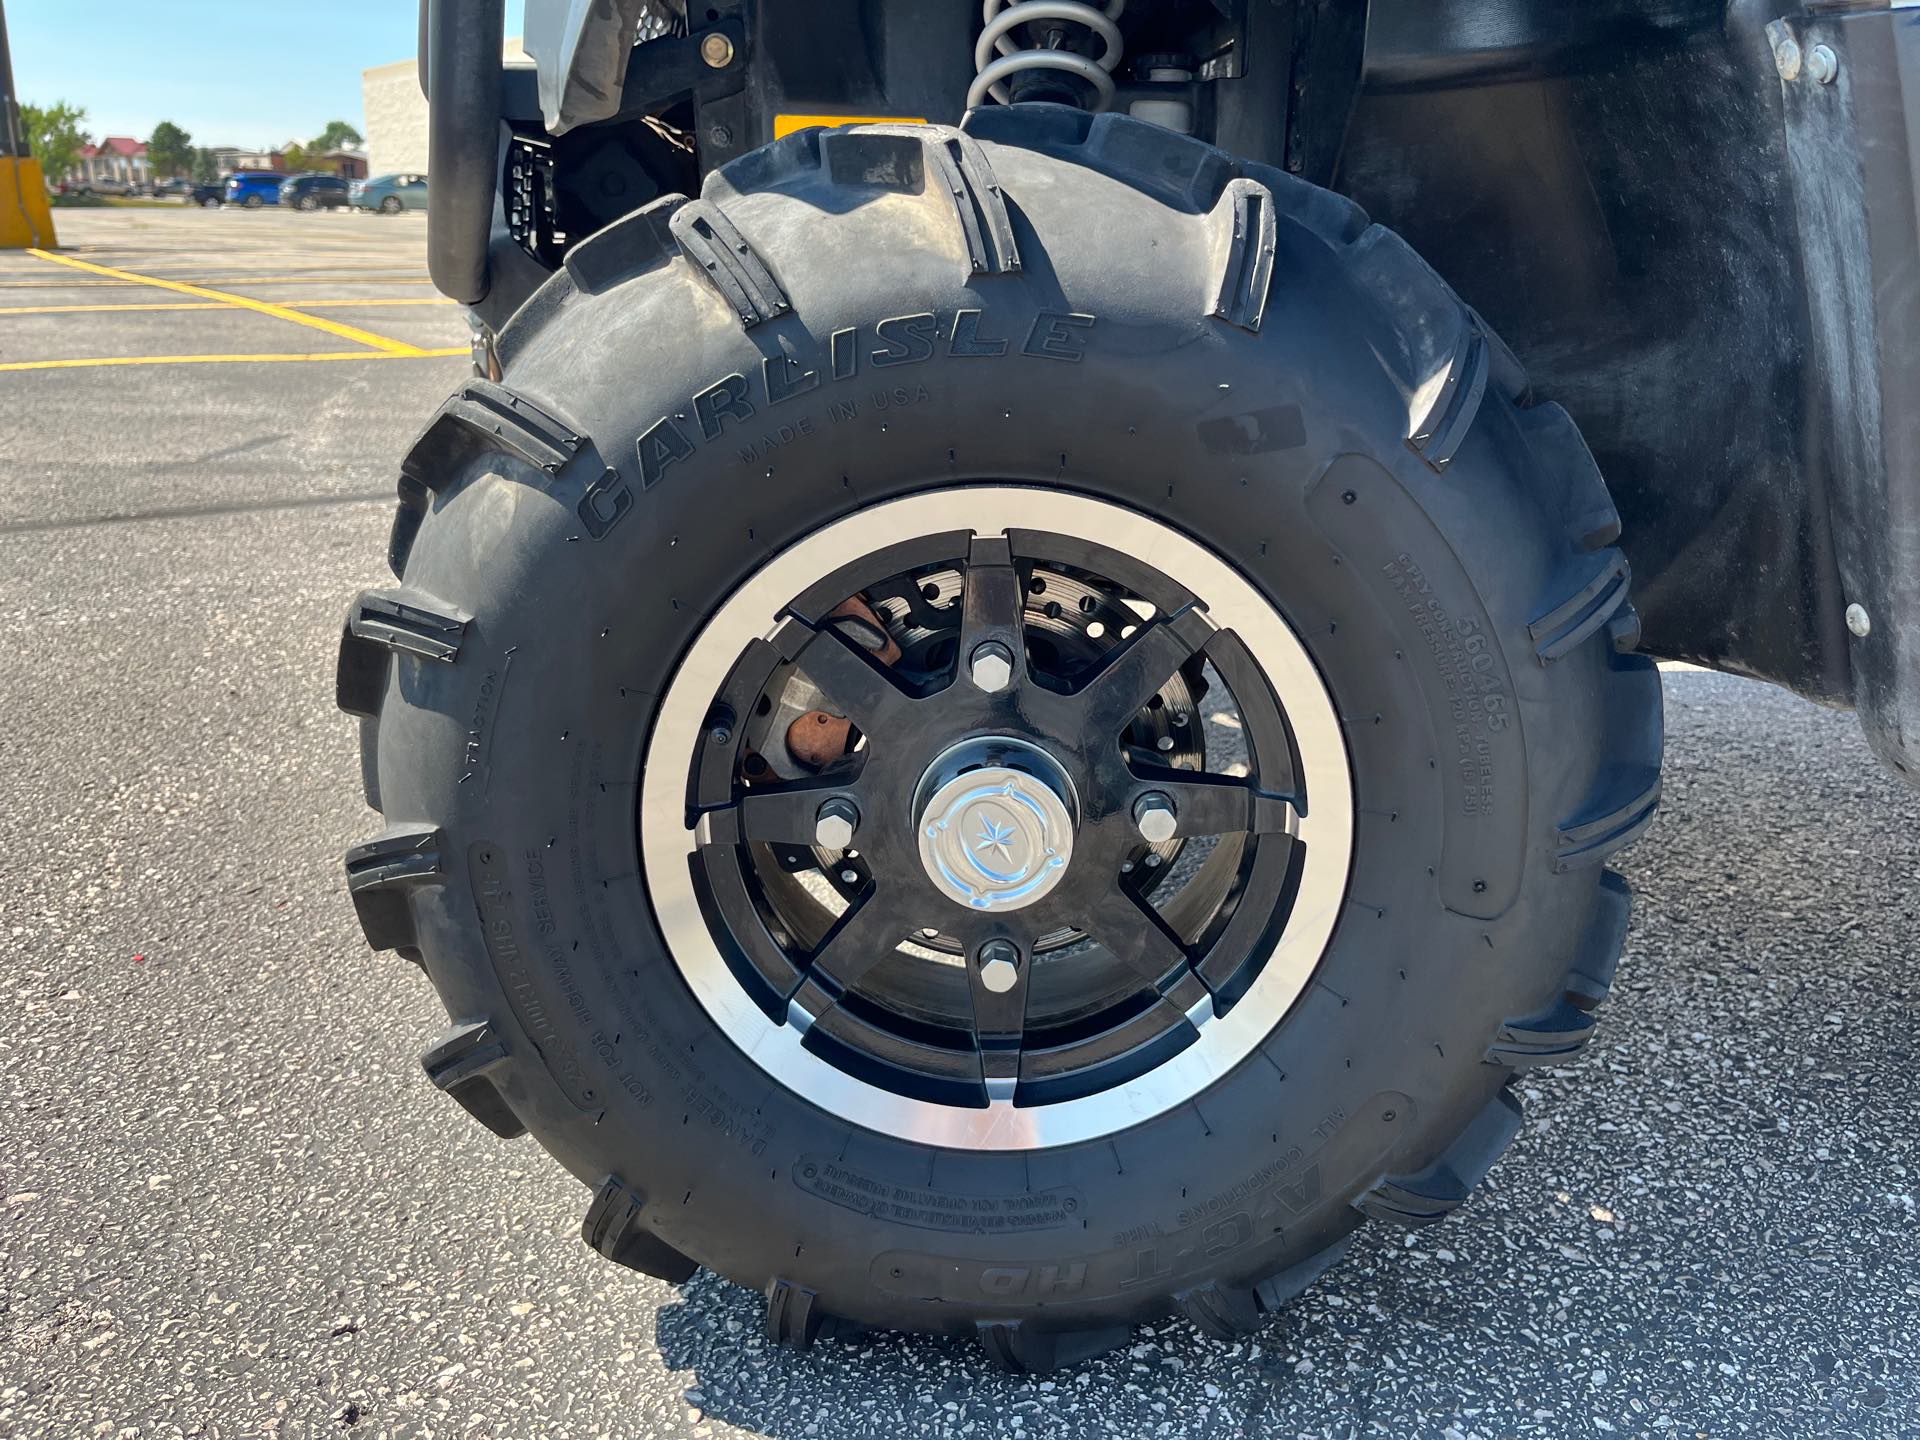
left=977, top=939, right=1021, bottom=994
left=700, top=32, right=735, bottom=68
left=1133, top=791, right=1178, bottom=844
left=814, top=797, right=859, bottom=850
left=969, top=641, right=1014, bottom=693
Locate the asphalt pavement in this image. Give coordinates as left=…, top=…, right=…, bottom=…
left=1, top=209, right=1916, bottom=1439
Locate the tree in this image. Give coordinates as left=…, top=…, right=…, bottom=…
left=313, top=120, right=363, bottom=152
left=19, top=101, right=88, bottom=184
left=281, top=142, right=313, bottom=175
left=191, top=147, right=218, bottom=184
left=148, top=121, right=193, bottom=178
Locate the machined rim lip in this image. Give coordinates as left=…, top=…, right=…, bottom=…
left=640, top=486, right=1355, bottom=1150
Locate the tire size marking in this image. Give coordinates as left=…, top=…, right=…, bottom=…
left=577, top=309, right=1099, bottom=537
left=1383, top=552, right=1511, bottom=817
left=1308, top=457, right=1526, bottom=918
left=471, top=842, right=603, bottom=1116
left=796, top=1157, right=1081, bottom=1234
left=1172, top=1107, right=1344, bottom=1232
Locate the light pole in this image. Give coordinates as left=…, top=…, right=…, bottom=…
left=0, top=0, right=58, bottom=248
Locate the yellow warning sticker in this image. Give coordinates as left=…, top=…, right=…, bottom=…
left=773, top=113, right=929, bottom=139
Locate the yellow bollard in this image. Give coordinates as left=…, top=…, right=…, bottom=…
left=1, top=0, right=55, bottom=248
left=0, top=154, right=57, bottom=248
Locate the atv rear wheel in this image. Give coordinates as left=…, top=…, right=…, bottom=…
left=338, top=107, right=1659, bottom=1370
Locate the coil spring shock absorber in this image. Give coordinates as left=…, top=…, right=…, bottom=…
left=968, top=0, right=1128, bottom=111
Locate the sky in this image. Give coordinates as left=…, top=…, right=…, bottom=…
left=8, top=0, right=527, bottom=148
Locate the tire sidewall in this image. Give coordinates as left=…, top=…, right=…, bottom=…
left=380, top=154, right=1609, bottom=1333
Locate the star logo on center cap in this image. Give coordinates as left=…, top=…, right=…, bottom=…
left=973, top=815, right=1017, bottom=863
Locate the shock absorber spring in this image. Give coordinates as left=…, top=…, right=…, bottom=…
left=968, top=0, right=1128, bottom=111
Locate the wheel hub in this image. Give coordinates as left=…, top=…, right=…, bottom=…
left=914, top=738, right=1077, bottom=912
left=641, top=487, right=1354, bottom=1149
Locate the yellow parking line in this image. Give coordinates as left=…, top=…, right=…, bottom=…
left=0, top=348, right=466, bottom=373
left=138, top=262, right=430, bottom=273
left=0, top=301, right=228, bottom=314
left=0, top=279, right=151, bottom=288
left=77, top=248, right=409, bottom=258
left=193, top=275, right=437, bottom=286
left=24, top=249, right=428, bottom=356
left=0, top=275, right=437, bottom=288
left=146, top=271, right=430, bottom=281
left=293, top=298, right=457, bottom=309
left=0, top=298, right=457, bottom=316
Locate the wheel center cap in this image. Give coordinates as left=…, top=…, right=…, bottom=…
left=915, top=739, right=1076, bottom=912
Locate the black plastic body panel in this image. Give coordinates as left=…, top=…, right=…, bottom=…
left=1774, top=4, right=1920, bottom=781
left=1342, top=0, right=1846, bottom=699
left=1338, top=0, right=1919, bottom=777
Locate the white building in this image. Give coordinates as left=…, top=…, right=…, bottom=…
left=73, top=137, right=152, bottom=188
left=363, top=38, right=529, bottom=181
left=210, top=147, right=281, bottom=175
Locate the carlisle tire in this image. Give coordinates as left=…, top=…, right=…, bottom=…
left=337, top=107, right=1660, bottom=1370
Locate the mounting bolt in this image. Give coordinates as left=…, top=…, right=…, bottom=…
left=1773, top=36, right=1803, bottom=82
left=1807, top=43, right=1839, bottom=84
left=969, top=641, right=1014, bottom=694
left=1846, top=602, right=1872, bottom=638
left=700, top=32, right=736, bottom=68
left=814, top=798, right=860, bottom=850
left=1133, top=792, right=1178, bottom=844
left=977, top=940, right=1021, bottom=994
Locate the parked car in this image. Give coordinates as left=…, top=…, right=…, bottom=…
left=224, top=172, right=284, bottom=208
left=189, top=182, right=225, bottom=209
left=154, top=178, right=192, bottom=199
left=351, top=172, right=428, bottom=213
left=81, top=176, right=131, bottom=197
left=281, top=173, right=353, bottom=212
